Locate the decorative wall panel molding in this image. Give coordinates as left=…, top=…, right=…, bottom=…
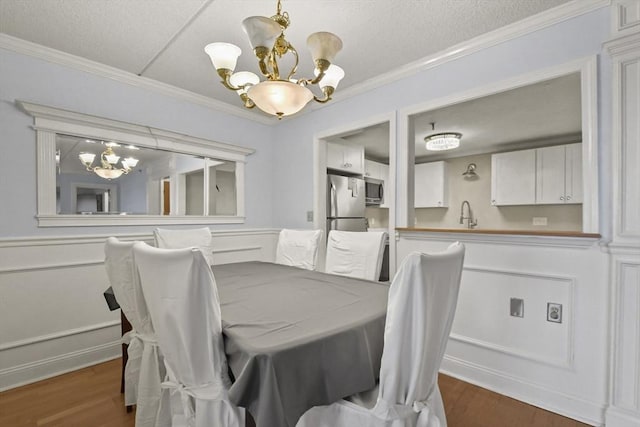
left=396, top=233, right=608, bottom=426
left=450, top=266, right=574, bottom=368
left=0, top=228, right=279, bottom=391
left=605, top=15, right=640, bottom=427
left=613, top=0, right=640, bottom=36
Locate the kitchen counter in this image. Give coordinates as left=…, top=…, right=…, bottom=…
left=396, top=228, right=601, bottom=238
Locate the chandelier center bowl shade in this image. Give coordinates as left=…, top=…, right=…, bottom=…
left=204, top=0, right=344, bottom=119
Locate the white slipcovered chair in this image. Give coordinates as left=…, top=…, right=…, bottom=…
left=132, top=242, right=245, bottom=427
left=275, top=229, right=323, bottom=270
left=325, top=230, right=387, bottom=281
left=297, top=242, right=465, bottom=427
left=153, top=227, right=214, bottom=265
left=104, top=237, right=164, bottom=427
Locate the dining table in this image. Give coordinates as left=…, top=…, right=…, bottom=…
left=212, top=261, right=389, bottom=427
left=105, top=260, right=390, bottom=427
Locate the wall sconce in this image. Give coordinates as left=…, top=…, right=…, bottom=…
left=462, top=163, right=478, bottom=179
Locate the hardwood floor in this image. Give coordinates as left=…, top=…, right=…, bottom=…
left=0, top=359, right=590, bottom=427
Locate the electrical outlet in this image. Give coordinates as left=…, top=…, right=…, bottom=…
left=510, top=298, right=524, bottom=317
left=532, top=217, right=548, bottom=226
left=547, top=303, right=562, bottom=323
left=306, top=211, right=313, bottom=222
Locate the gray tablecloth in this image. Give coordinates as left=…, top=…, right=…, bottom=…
left=213, top=261, right=389, bottom=427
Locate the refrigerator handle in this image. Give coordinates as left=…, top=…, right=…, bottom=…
left=330, top=182, right=337, bottom=218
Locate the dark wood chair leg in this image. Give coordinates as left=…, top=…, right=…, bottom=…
left=245, top=411, right=256, bottom=427
left=120, top=309, right=134, bottom=414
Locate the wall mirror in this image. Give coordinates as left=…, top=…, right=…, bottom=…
left=20, top=101, right=254, bottom=227
left=56, top=135, right=237, bottom=216
left=400, top=57, right=598, bottom=233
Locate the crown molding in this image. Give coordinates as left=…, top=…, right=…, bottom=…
left=0, top=0, right=609, bottom=125
left=604, top=30, right=640, bottom=55
left=0, top=33, right=274, bottom=126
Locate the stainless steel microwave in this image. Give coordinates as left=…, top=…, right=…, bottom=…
left=364, top=177, right=384, bottom=206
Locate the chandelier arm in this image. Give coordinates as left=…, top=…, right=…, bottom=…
left=269, top=50, right=281, bottom=80
left=285, top=44, right=300, bottom=81
left=311, top=59, right=332, bottom=84
left=240, top=93, right=256, bottom=109
left=216, top=69, right=244, bottom=91
left=253, top=46, right=274, bottom=79
left=100, top=152, right=110, bottom=169
left=312, top=86, right=335, bottom=104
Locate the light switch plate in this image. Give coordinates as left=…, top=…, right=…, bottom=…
left=533, top=217, right=548, bottom=226
left=510, top=298, right=524, bottom=317
left=306, top=211, right=313, bottom=222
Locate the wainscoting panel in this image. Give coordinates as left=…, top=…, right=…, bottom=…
left=397, top=232, right=608, bottom=426
left=0, top=229, right=279, bottom=391
left=451, top=266, right=573, bottom=367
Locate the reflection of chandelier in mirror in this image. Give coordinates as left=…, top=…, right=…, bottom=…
left=204, top=0, right=344, bottom=119
left=424, top=122, right=462, bottom=151
left=78, top=143, right=139, bottom=180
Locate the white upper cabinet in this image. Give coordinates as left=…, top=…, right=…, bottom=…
left=536, top=143, right=582, bottom=204
left=364, top=159, right=379, bottom=179
left=327, top=142, right=364, bottom=175
left=415, top=161, right=448, bottom=208
left=565, top=143, right=583, bottom=204
left=492, top=143, right=582, bottom=206
left=491, top=148, right=537, bottom=206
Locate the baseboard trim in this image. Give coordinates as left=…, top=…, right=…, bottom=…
left=606, top=407, right=640, bottom=427
left=0, top=341, right=121, bottom=392
left=0, top=320, right=120, bottom=352
left=441, top=355, right=606, bottom=426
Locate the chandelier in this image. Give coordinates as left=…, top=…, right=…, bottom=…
left=204, top=0, right=344, bottom=119
left=424, top=122, right=462, bottom=151
left=78, top=143, right=139, bottom=180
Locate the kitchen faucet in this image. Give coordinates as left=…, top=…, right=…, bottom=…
left=459, top=200, right=478, bottom=229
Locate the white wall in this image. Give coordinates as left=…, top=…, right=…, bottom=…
left=0, top=48, right=276, bottom=237
left=269, top=6, right=616, bottom=426
left=397, top=232, right=607, bottom=425
left=271, top=8, right=611, bottom=232
left=0, top=45, right=279, bottom=389
left=0, top=229, right=279, bottom=391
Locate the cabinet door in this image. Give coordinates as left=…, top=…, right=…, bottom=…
left=415, top=161, right=448, bottom=208
left=536, top=145, right=567, bottom=204
left=491, top=149, right=536, bottom=206
left=327, top=142, right=364, bottom=175
left=564, top=143, right=582, bottom=204
left=344, top=144, right=364, bottom=175
left=364, top=160, right=378, bottom=179
left=327, top=142, right=345, bottom=172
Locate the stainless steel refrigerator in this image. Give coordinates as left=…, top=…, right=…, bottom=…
left=327, top=173, right=367, bottom=232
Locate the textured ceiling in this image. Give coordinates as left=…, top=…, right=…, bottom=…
left=0, top=0, right=573, bottom=115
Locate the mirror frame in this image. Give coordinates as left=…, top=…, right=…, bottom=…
left=18, top=101, right=255, bottom=227
left=397, top=56, right=599, bottom=233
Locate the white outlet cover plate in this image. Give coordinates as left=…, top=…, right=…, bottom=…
left=547, top=302, right=562, bottom=323
left=533, top=217, right=548, bottom=226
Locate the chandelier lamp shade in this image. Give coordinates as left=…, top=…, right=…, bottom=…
left=424, top=132, right=462, bottom=151
left=204, top=0, right=345, bottom=119
left=78, top=145, right=139, bottom=180
left=424, top=122, right=462, bottom=151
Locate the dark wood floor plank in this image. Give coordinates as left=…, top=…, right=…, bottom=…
left=0, top=360, right=592, bottom=427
